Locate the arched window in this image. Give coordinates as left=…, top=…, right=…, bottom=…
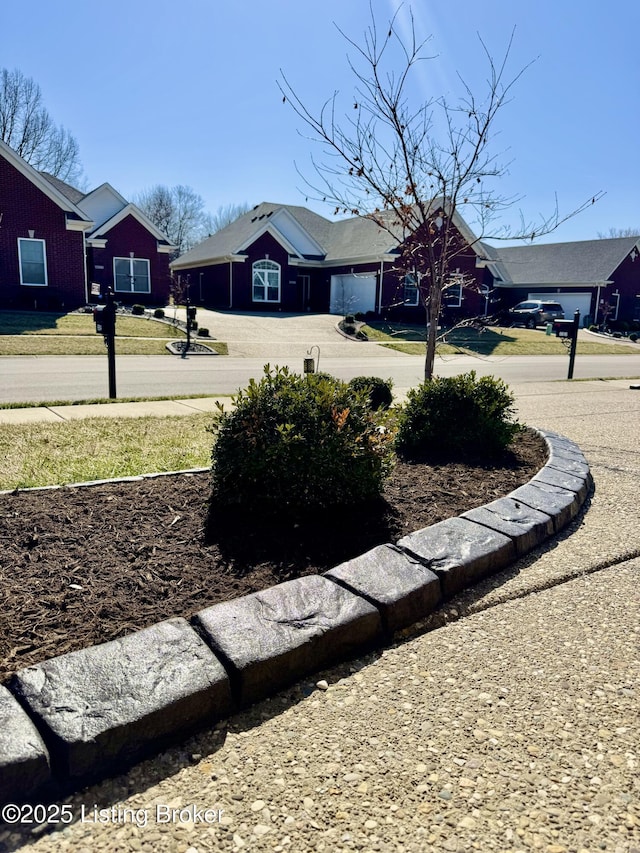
left=252, top=259, right=280, bottom=303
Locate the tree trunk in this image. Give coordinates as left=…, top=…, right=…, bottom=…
left=424, top=284, right=442, bottom=381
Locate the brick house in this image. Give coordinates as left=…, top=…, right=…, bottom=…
left=172, top=201, right=640, bottom=328
left=170, top=201, right=490, bottom=323
left=479, top=236, right=640, bottom=327
left=0, top=139, right=175, bottom=310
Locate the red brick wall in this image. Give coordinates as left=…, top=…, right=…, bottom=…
left=87, top=214, right=171, bottom=306
left=0, top=155, right=87, bottom=309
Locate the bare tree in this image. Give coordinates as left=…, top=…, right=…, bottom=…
left=134, top=184, right=206, bottom=255
left=0, top=68, right=84, bottom=184
left=280, top=7, right=602, bottom=379
left=597, top=227, right=639, bottom=239
left=202, top=202, right=251, bottom=235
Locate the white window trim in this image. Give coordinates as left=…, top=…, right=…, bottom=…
left=403, top=273, right=420, bottom=307
left=444, top=272, right=464, bottom=308
left=113, top=256, right=151, bottom=294
left=252, top=259, right=281, bottom=303
left=18, top=238, right=48, bottom=287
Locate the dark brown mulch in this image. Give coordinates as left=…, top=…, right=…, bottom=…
left=0, top=429, right=547, bottom=683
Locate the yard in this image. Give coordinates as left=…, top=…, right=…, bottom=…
left=363, top=320, right=640, bottom=356
left=0, top=310, right=226, bottom=356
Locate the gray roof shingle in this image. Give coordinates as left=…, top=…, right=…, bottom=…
left=488, top=236, right=640, bottom=285
left=39, top=172, right=86, bottom=205
left=172, top=202, right=402, bottom=269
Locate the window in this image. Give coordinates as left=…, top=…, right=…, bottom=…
left=18, top=239, right=47, bottom=286
left=403, top=273, right=419, bottom=306
left=443, top=272, right=464, bottom=307
left=114, top=257, right=150, bottom=293
left=253, top=259, right=280, bottom=302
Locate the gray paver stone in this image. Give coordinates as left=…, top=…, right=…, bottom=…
left=325, top=545, right=441, bottom=633
left=10, top=618, right=232, bottom=783
left=194, top=575, right=382, bottom=706
left=508, top=481, right=581, bottom=532
left=0, top=684, right=51, bottom=804
left=397, top=517, right=515, bottom=599
left=532, top=466, right=590, bottom=502
left=461, top=496, right=555, bottom=556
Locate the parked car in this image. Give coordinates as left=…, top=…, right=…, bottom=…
left=507, top=300, right=565, bottom=328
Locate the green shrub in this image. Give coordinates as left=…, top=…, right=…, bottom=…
left=395, top=371, right=521, bottom=460
left=209, top=365, right=396, bottom=518
left=343, top=322, right=357, bottom=336
left=345, top=314, right=356, bottom=324
left=589, top=324, right=598, bottom=332
left=153, top=308, right=165, bottom=319
left=348, top=376, right=394, bottom=410
left=131, top=304, right=145, bottom=315
left=630, top=333, right=638, bottom=343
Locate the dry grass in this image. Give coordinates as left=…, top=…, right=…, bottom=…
left=0, top=414, right=215, bottom=490
left=0, top=310, right=201, bottom=355
left=364, top=323, right=639, bottom=356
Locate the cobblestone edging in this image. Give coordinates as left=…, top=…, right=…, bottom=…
left=0, top=429, right=592, bottom=805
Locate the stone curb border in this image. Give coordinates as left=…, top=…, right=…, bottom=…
left=0, top=429, right=592, bottom=806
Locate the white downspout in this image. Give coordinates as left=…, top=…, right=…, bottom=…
left=378, top=259, right=384, bottom=314
left=594, top=283, right=602, bottom=325
left=229, top=258, right=233, bottom=309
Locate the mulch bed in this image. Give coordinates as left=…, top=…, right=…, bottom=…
left=0, top=429, right=547, bottom=683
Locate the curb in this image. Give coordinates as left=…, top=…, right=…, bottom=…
left=0, top=429, right=592, bottom=806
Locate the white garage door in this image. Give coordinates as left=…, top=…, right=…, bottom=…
left=330, top=274, right=376, bottom=315
left=529, top=292, right=592, bottom=325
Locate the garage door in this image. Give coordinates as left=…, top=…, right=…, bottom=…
left=529, top=292, right=592, bottom=326
left=330, top=274, right=376, bottom=315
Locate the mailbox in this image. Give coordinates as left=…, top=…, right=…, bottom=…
left=187, top=305, right=197, bottom=321
left=93, top=304, right=115, bottom=336
left=553, top=319, right=574, bottom=338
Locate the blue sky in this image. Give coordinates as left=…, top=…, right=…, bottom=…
left=1, top=0, right=638, bottom=244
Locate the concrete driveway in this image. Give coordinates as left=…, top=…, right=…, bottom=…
left=169, top=308, right=393, bottom=358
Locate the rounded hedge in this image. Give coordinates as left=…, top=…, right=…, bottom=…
left=210, top=366, right=396, bottom=518
left=395, top=371, right=521, bottom=460
left=348, top=376, right=394, bottom=410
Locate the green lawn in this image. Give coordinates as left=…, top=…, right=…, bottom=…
left=0, top=310, right=231, bottom=356
left=0, top=310, right=183, bottom=337
left=363, top=322, right=640, bottom=356
left=0, top=413, right=216, bottom=490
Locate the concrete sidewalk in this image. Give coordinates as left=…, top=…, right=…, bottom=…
left=7, top=379, right=640, bottom=853
left=0, top=397, right=231, bottom=425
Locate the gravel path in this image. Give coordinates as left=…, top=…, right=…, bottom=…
left=5, top=378, right=639, bottom=853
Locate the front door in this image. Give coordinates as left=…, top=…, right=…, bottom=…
left=298, top=274, right=311, bottom=311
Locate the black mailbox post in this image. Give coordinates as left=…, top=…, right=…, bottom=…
left=553, top=310, right=580, bottom=379
left=182, top=299, right=197, bottom=358
left=93, top=288, right=117, bottom=398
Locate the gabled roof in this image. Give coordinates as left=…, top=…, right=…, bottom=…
left=39, top=172, right=86, bottom=205
left=485, top=236, right=640, bottom=286
left=86, top=202, right=176, bottom=247
left=171, top=201, right=402, bottom=270
left=0, top=139, right=93, bottom=230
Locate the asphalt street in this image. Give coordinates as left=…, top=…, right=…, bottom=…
left=3, top=353, right=640, bottom=403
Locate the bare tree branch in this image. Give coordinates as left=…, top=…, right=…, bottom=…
left=279, top=8, right=604, bottom=378
left=0, top=68, right=84, bottom=184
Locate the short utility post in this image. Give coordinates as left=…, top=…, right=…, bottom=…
left=553, top=310, right=580, bottom=380
left=92, top=287, right=117, bottom=398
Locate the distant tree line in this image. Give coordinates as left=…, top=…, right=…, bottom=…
left=0, top=66, right=250, bottom=255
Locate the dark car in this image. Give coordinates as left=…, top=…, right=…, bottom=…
left=507, top=300, right=565, bottom=328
